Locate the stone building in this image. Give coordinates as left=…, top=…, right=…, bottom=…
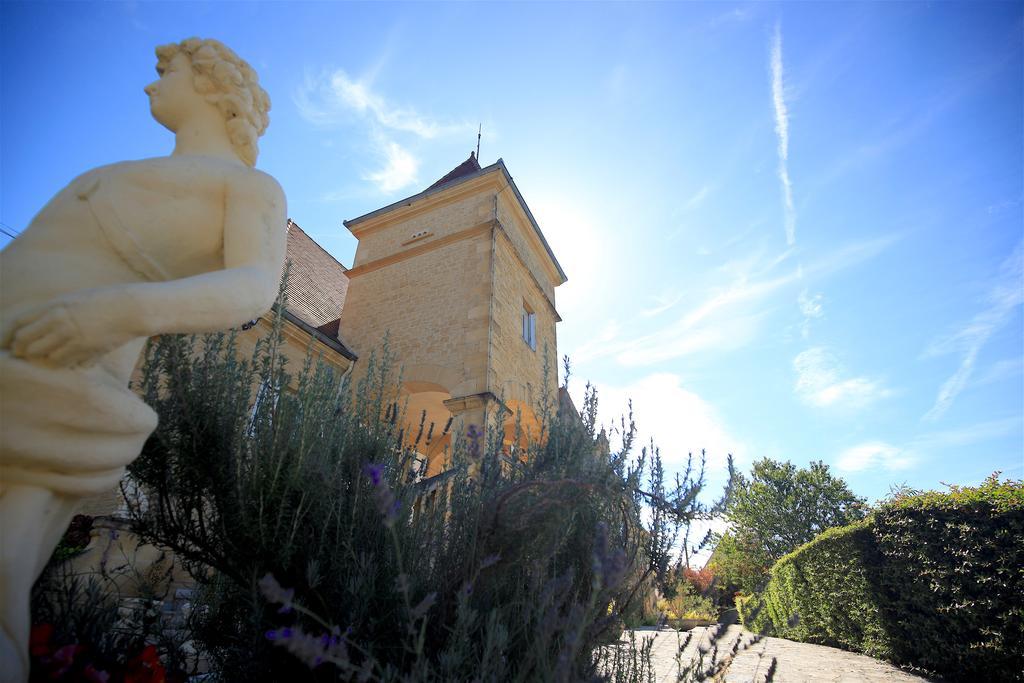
left=338, top=153, right=567, bottom=478
left=234, top=218, right=358, bottom=380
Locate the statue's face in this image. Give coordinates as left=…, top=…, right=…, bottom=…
left=144, top=53, right=203, bottom=132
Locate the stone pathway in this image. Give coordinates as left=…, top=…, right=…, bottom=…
left=626, top=626, right=935, bottom=682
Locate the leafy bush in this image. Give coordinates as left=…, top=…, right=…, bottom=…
left=657, top=581, right=717, bottom=623
left=122, top=295, right=732, bottom=682
left=734, top=592, right=767, bottom=634
left=873, top=474, right=1024, bottom=680
left=681, top=567, right=714, bottom=595
left=708, top=533, right=767, bottom=595
left=738, top=475, right=1024, bottom=681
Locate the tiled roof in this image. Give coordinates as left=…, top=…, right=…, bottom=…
left=316, top=318, right=341, bottom=338
left=425, top=152, right=481, bottom=191
left=284, top=220, right=349, bottom=330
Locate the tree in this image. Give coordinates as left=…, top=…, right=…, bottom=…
left=707, top=532, right=767, bottom=595
left=714, top=458, right=866, bottom=592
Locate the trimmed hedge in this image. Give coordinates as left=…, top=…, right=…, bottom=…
left=737, top=476, right=1024, bottom=681
left=755, top=520, right=892, bottom=657
left=874, top=477, right=1024, bottom=679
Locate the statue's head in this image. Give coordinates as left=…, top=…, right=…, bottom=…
left=147, top=38, right=270, bottom=167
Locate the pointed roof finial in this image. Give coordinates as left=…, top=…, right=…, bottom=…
left=476, top=123, right=482, bottom=161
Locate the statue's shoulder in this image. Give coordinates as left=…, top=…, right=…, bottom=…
left=68, top=160, right=129, bottom=185
left=69, top=158, right=178, bottom=186
left=224, top=164, right=284, bottom=201
left=61, top=161, right=136, bottom=199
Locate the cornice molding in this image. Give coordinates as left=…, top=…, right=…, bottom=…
left=345, top=221, right=493, bottom=278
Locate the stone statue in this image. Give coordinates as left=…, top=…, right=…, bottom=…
left=0, top=38, right=286, bottom=680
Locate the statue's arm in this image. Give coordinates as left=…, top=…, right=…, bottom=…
left=121, top=170, right=288, bottom=332
left=6, top=172, right=287, bottom=367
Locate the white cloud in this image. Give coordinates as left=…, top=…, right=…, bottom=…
left=570, top=320, right=621, bottom=364
left=569, top=235, right=896, bottom=368
left=923, top=240, right=1023, bottom=421
left=911, top=417, right=1021, bottom=452
left=639, top=290, right=683, bottom=318
left=836, top=441, right=915, bottom=472
left=585, top=372, right=741, bottom=568
left=295, top=69, right=469, bottom=139
left=973, top=357, right=1024, bottom=388
left=684, top=185, right=713, bottom=210
left=586, top=373, right=746, bottom=475
left=798, top=289, right=824, bottom=319
left=987, top=199, right=1021, bottom=215
left=836, top=416, right=1019, bottom=474
left=798, top=289, right=824, bottom=339
left=364, top=140, right=419, bottom=193
left=616, top=312, right=767, bottom=367
left=707, top=7, right=753, bottom=29
left=770, top=23, right=796, bottom=246
left=794, top=347, right=891, bottom=409
left=295, top=68, right=474, bottom=195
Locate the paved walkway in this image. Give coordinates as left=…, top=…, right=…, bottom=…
left=625, top=626, right=935, bottom=682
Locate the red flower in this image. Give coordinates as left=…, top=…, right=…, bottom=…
left=29, top=623, right=54, bottom=658
left=125, top=645, right=166, bottom=683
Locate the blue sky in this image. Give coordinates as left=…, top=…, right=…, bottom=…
left=3, top=2, right=1022, bottom=522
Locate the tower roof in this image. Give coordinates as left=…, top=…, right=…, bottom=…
left=344, top=157, right=567, bottom=285
left=425, top=152, right=481, bottom=191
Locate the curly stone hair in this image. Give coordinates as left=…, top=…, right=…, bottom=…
left=155, top=38, right=270, bottom=167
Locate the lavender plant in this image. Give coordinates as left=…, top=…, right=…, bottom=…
left=124, top=285, right=733, bottom=682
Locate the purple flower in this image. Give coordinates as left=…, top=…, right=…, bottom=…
left=265, top=627, right=294, bottom=641
left=364, top=464, right=402, bottom=527
left=265, top=623, right=350, bottom=670
left=467, top=425, right=482, bottom=460
left=364, top=463, right=384, bottom=487
left=258, top=573, right=296, bottom=613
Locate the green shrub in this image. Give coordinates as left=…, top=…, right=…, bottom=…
left=757, top=520, right=890, bottom=657
left=657, top=581, right=717, bottom=622
left=873, top=475, right=1024, bottom=680
left=734, top=592, right=768, bottom=634
left=739, top=476, right=1024, bottom=681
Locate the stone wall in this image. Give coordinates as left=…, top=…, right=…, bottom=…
left=495, top=190, right=558, bottom=304
left=341, top=194, right=495, bottom=400
left=487, top=226, right=559, bottom=439
left=351, top=189, right=494, bottom=267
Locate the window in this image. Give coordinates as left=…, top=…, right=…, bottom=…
left=522, top=302, right=536, bottom=350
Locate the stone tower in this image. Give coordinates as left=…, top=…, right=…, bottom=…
left=338, top=154, right=567, bottom=477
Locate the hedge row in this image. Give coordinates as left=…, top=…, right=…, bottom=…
left=738, top=476, right=1024, bottom=681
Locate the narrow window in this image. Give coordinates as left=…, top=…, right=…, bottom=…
left=522, top=301, right=537, bottom=351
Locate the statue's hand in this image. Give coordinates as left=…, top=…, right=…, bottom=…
left=8, top=292, right=140, bottom=367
